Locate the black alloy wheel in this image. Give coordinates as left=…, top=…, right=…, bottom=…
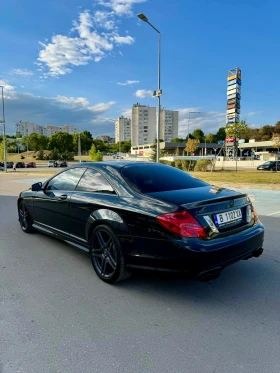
left=19, top=202, right=34, bottom=233
left=90, top=225, right=130, bottom=284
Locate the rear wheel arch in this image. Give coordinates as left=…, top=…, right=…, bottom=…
left=85, top=208, right=131, bottom=243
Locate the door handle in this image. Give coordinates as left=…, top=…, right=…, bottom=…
left=59, top=194, right=68, bottom=200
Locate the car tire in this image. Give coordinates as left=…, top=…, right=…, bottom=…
left=18, top=201, right=34, bottom=233
left=90, top=224, right=131, bottom=284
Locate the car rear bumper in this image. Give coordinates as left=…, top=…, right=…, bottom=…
left=126, top=222, right=264, bottom=277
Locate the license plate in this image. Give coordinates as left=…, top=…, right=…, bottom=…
left=214, top=209, right=242, bottom=226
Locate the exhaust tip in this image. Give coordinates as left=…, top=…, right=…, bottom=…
left=196, top=267, right=222, bottom=282
left=253, top=248, right=263, bottom=258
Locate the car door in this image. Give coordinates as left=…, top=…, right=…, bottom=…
left=33, top=168, right=86, bottom=236
left=69, top=168, right=118, bottom=242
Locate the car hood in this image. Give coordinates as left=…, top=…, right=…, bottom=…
left=147, top=186, right=243, bottom=206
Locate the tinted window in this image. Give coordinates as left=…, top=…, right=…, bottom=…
left=76, top=168, right=115, bottom=194
left=121, top=164, right=208, bottom=193
left=46, top=168, right=86, bottom=191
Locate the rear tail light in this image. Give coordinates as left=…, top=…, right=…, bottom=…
left=157, top=211, right=208, bottom=238
left=253, top=206, right=258, bottom=222
left=247, top=204, right=258, bottom=222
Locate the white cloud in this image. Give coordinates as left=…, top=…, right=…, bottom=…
left=97, top=0, right=147, bottom=16
left=117, top=79, right=139, bottom=86
left=121, top=108, right=132, bottom=117
left=247, top=111, right=259, bottom=117
left=0, top=80, right=15, bottom=91
left=134, top=89, right=153, bottom=98
left=177, top=108, right=226, bottom=137
left=37, top=3, right=138, bottom=77
left=89, top=101, right=116, bottom=113
left=55, top=96, right=90, bottom=109
left=38, top=35, right=91, bottom=76
left=113, top=35, right=134, bottom=44
left=93, top=10, right=116, bottom=30
left=10, top=69, right=34, bottom=76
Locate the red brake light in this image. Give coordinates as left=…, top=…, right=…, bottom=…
left=157, top=211, right=207, bottom=238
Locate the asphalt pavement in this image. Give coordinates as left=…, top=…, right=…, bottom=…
left=0, top=176, right=280, bottom=373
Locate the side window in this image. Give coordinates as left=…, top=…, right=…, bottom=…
left=46, top=168, right=86, bottom=191
left=76, top=168, right=115, bottom=194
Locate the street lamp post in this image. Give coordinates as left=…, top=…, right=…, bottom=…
left=138, top=13, right=162, bottom=163
left=0, top=86, right=7, bottom=172
left=78, top=132, right=81, bottom=161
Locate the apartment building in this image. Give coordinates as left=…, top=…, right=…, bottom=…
left=115, top=117, right=131, bottom=143
left=16, top=121, right=43, bottom=136
left=160, top=109, right=179, bottom=142
left=131, top=103, right=156, bottom=146
left=15, top=122, right=78, bottom=137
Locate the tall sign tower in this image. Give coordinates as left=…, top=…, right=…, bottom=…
left=226, top=67, right=241, bottom=124
left=226, top=67, right=241, bottom=158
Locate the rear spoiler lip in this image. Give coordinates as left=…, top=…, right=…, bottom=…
left=181, top=193, right=249, bottom=210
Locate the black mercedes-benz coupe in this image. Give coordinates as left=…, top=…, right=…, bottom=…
left=17, top=162, right=264, bottom=283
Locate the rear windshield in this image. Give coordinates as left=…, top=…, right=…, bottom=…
left=121, top=164, right=208, bottom=193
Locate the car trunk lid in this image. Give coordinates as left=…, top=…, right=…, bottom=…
left=147, top=186, right=254, bottom=237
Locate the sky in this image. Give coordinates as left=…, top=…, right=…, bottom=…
left=1, top=0, right=280, bottom=138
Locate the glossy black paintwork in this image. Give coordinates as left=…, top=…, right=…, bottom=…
left=18, top=162, right=264, bottom=275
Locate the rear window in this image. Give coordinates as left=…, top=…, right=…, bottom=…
left=121, top=164, right=208, bottom=193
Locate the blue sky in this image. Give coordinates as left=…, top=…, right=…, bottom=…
left=1, top=0, right=280, bottom=138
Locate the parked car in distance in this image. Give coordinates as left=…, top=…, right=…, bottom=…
left=0, top=165, right=4, bottom=171
left=6, top=162, right=14, bottom=169
left=17, top=162, right=264, bottom=284
left=257, top=161, right=280, bottom=171
left=15, top=162, right=25, bottom=168
left=26, top=162, right=36, bottom=168
left=80, top=160, right=87, bottom=163
left=59, top=161, right=68, bottom=167
left=48, top=160, right=58, bottom=167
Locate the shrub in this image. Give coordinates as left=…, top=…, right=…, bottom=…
left=194, top=159, right=213, bottom=172
left=160, top=160, right=175, bottom=167
left=174, top=160, right=183, bottom=169
left=36, top=149, right=44, bottom=160
left=92, top=151, right=103, bottom=162
left=20, top=155, right=25, bottom=160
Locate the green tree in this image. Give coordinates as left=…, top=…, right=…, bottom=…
left=274, top=121, right=280, bottom=134
left=192, top=129, right=205, bottom=143
left=73, top=130, right=93, bottom=153
left=37, top=135, right=48, bottom=150
left=92, top=139, right=108, bottom=152
left=215, top=127, right=226, bottom=141
left=205, top=133, right=217, bottom=143
left=259, top=125, right=274, bottom=140
left=171, top=137, right=186, bottom=143
left=225, top=120, right=250, bottom=139
left=48, top=132, right=73, bottom=153
left=49, top=148, right=59, bottom=160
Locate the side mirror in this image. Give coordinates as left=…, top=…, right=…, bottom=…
left=31, top=182, right=42, bottom=192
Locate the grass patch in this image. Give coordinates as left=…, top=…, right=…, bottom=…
left=191, top=170, right=280, bottom=184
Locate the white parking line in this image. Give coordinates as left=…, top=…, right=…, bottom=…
left=266, top=210, right=280, bottom=216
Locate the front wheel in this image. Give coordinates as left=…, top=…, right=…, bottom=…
left=90, top=225, right=130, bottom=284
left=18, top=201, right=34, bottom=233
